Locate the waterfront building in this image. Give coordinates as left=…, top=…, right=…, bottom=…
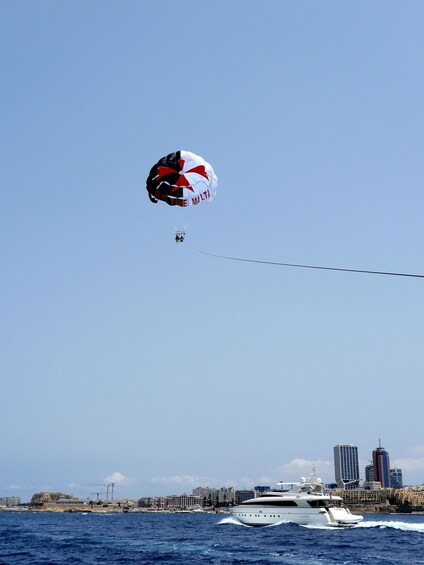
left=390, top=467, right=403, bottom=489
left=138, top=495, right=203, bottom=510
left=333, top=444, right=360, bottom=489
left=192, top=487, right=218, bottom=503
left=337, top=487, right=389, bottom=506
left=363, top=481, right=382, bottom=490
left=191, top=487, right=235, bottom=507
left=138, top=496, right=168, bottom=509
left=0, top=496, right=21, bottom=507
left=394, top=486, right=424, bottom=507
left=167, top=494, right=202, bottom=510
left=235, top=490, right=255, bottom=504
left=217, top=487, right=235, bottom=505
left=372, top=440, right=391, bottom=488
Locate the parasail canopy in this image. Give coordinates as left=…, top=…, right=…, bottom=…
left=146, top=150, right=218, bottom=207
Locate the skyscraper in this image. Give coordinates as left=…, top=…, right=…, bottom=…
left=390, top=468, right=403, bottom=489
left=365, top=464, right=374, bottom=482
left=372, top=439, right=391, bottom=488
left=334, top=444, right=360, bottom=489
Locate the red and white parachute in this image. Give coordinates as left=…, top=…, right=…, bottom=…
left=146, top=150, right=218, bottom=208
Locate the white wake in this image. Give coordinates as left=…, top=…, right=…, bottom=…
left=217, top=516, right=424, bottom=533
left=216, top=516, right=248, bottom=526
left=357, top=520, right=424, bottom=533
left=217, top=517, right=297, bottom=528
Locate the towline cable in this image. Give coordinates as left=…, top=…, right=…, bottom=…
left=199, top=251, right=424, bottom=279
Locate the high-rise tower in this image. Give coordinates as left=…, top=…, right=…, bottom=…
left=365, top=464, right=374, bottom=482
left=390, top=467, right=403, bottom=489
left=372, top=439, right=391, bottom=488
left=333, top=444, right=360, bottom=489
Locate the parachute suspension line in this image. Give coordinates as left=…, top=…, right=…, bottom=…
left=171, top=199, right=212, bottom=243
left=199, top=251, right=424, bottom=279
left=181, top=199, right=209, bottom=232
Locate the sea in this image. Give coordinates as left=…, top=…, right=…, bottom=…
left=0, top=512, right=423, bottom=565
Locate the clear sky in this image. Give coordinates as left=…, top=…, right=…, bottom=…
left=1, top=0, right=424, bottom=501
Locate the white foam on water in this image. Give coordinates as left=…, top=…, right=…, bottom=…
left=356, top=520, right=424, bottom=533
left=217, top=516, right=424, bottom=533
left=264, top=520, right=291, bottom=528
left=301, top=524, right=339, bottom=530
left=216, top=516, right=290, bottom=528
left=216, top=516, right=248, bottom=526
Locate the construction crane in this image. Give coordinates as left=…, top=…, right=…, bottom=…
left=106, top=482, right=115, bottom=500
left=89, top=483, right=117, bottom=501
left=90, top=492, right=104, bottom=502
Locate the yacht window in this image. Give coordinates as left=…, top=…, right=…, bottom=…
left=307, top=500, right=330, bottom=508
left=242, top=500, right=298, bottom=507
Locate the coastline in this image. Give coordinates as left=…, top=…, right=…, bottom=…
left=2, top=506, right=423, bottom=515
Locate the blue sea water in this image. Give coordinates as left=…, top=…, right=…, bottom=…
left=0, top=512, right=423, bottom=565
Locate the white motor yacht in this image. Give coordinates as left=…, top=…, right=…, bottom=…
left=230, top=472, right=363, bottom=528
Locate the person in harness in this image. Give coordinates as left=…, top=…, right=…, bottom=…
left=175, top=231, right=185, bottom=243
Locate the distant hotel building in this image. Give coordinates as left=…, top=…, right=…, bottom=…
left=0, top=496, right=20, bottom=507
left=192, top=487, right=218, bottom=503
left=192, top=486, right=235, bottom=506
left=334, top=444, right=360, bottom=489
left=217, top=487, right=235, bottom=505
left=372, top=441, right=391, bottom=488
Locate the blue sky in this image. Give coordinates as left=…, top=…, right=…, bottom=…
left=1, top=0, right=424, bottom=500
